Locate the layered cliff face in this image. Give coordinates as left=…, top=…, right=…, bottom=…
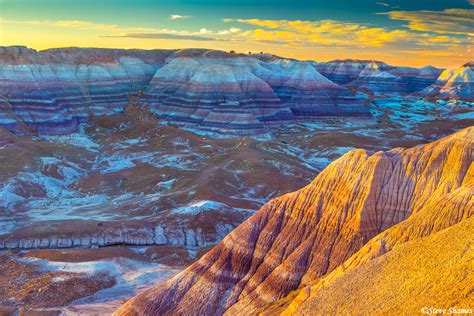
left=2, top=46, right=459, bottom=136
left=145, top=54, right=368, bottom=132
left=350, top=62, right=403, bottom=93
left=315, top=59, right=442, bottom=93
left=422, top=61, right=474, bottom=100
left=0, top=46, right=169, bottom=134
left=270, top=218, right=473, bottom=315
left=266, top=61, right=368, bottom=117
left=1, top=46, right=469, bottom=136
left=271, top=160, right=473, bottom=314
left=314, top=59, right=387, bottom=84
left=114, top=127, right=473, bottom=316
left=0, top=47, right=369, bottom=135
left=145, top=57, right=293, bottom=132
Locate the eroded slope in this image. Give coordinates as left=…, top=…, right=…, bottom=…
left=114, top=127, right=473, bottom=316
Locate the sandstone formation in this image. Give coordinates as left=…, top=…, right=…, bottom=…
left=269, top=218, right=473, bottom=315
left=114, top=126, right=473, bottom=316
left=265, top=143, right=473, bottom=313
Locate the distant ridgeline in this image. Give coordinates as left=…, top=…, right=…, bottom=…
left=0, top=46, right=471, bottom=135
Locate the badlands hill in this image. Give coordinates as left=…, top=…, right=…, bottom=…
left=0, top=46, right=170, bottom=134
left=0, top=46, right=457, bottom=135
left=314, top=59, right=442, bottom=92
left=267, top=218, right=473, bottom=315
left=0, top=46, right=367, bottom=135
left=422, top=61, right=474, bottom=101
left=115, top=126, right=473, bottom=315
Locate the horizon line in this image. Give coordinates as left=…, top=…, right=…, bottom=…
left=2, top=44, right=467, bottom=69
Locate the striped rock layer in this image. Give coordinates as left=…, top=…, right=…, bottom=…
left=1, top=46, right=452, bottom=136
left=315, top=59, right=443, bottom=93
left=144, top=54, right=368, bottom=133
left=270, top=154, right=473, bottom=314
left=263, top=60, right=368, bottom=117
left=2, top=47, right=469, bottom=135
left=114, top=126, right=473, bottom=316
left=271, top=218, right=473, bottom=315
left=0, top=46, right=169, bottom=134
left=421, top=61, right=474, bottom=101
left=144, top=57, right=294, bottom=132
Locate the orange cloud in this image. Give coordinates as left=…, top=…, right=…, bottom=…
left=355, top=28, right=411, bottom=47
left=381, top=9, right=474, bottom=35
left=1, top=17, right=470, bottom=68
left=225, top=18, right=466, bottom=48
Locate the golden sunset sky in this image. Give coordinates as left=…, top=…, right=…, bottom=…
left=1, top=0, right=472, bottom=67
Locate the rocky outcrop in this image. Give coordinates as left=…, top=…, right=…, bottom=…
left=145, top=57, right=293, bottom=132
left=0, top=198, right=250, bottom=250
left=271, top=218, right=474, bottom=315
left=0, top=46, right=169, bottom=134
left=1, top=46, right=465, bottom=135
left=0, top=222, right=236, bottom=249
left=270, top=169, right=473, bottom=314
left=422, top=61, right=474, bottom=100
left=267, top=61, right=368, bottom=117
left=114, top=126, right=473, bottom=316
left=314, top=59, right=385, bottom=84
left=391, top=64, right=443, bottom=91
left=351, top=62, right=403, bottom=93
left=145, top=55, right=369, bottom=132
left=315, top=59, right=442, bottom=93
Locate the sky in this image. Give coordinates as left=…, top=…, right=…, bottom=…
left=0, top=0, right=473, bottom=67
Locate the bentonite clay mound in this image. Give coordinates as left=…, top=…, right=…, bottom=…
left=114, top=126, right=473, bottom=315
left=6, top=47, right=454, bottom=135
left=421, top=61, right=474, bottom=101
left=314, top=59, right=442, bottom=92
